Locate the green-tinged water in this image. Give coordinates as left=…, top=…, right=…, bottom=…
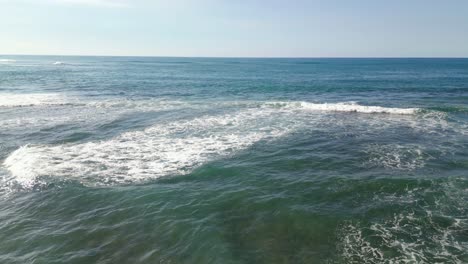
left=0, top=57, right=467, bottom=263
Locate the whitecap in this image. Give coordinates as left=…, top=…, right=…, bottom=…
left=263, top=101, right=419, bottom=115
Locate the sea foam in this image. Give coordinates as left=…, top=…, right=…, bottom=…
left=364, top=144, right=428, bottom=170
left=339, top=179, right=468, bottom=263
left=3, top=107, right=291, bottom=187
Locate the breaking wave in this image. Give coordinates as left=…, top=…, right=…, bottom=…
left=0, top=93, right=420, bottom=115
left=263, top=101, right=419, bottom=115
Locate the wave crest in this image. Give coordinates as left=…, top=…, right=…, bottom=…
left=263, top=101, right=419, bottom=115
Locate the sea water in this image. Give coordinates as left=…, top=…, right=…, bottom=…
left=0, top=56, right=467, bottom=263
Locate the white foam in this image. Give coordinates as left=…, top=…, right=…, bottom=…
left=3, top=108, right=291, bottom=187
left=264, top=101, right=419, bottom=115
left=2, top=145, right=39, bottom=188
left=339, top=180, right=468, bottom=263
left=341, top=212, right=468, bottom=263
left=364, top=144, right=429, bottom=170
left=53, top=61, right=65, bottom=65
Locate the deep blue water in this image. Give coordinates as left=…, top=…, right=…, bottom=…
left=0, top=56, right=467, bottom=263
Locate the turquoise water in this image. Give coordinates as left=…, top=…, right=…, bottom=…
left=0, top=56, right=467, bottom=263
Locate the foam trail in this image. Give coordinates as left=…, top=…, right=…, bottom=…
left=3, top=108, right=291, bottom=187
left=265, top=101, right=419, bottom=115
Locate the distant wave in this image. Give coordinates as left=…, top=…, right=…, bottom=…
left=0, top=95, right=419, bottom=115
left=0, top=59, right=16, bottom=63
left=0, top=93, right=70, bottom=107
left=0, top=93, right=188, bottom=109
left=53, top=61, right=66, bottom=65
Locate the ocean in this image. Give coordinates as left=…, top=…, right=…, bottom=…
left=0, top=56, right=467, bottom=263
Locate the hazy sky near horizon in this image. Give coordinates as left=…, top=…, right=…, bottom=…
left=1, top=0, right=468, bottom=57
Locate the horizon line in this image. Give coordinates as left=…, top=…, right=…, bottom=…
left=1, top=54, right=468, bottom=59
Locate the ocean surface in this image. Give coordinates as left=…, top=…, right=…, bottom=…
left=0, top=56, right=467, bottom=263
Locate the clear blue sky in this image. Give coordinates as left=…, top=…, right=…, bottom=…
left=1, top=0, right=468, bottom=57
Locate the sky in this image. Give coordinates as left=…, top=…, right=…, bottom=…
left=1, top=0, right=468, bottom=57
